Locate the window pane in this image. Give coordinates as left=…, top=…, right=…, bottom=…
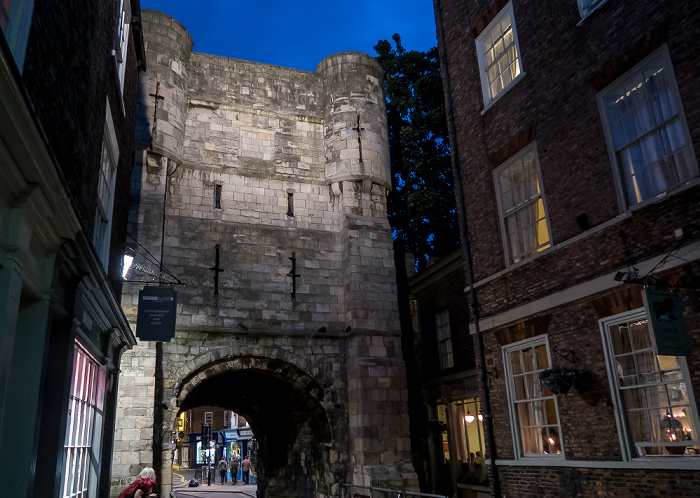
left=600, top=50, right=697, bottom=208
left=507, top=338, right=562, bottom=457
left=605, top=312, right=700, bottom=456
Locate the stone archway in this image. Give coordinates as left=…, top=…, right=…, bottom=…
left=166, top=353, right=342, bottom=497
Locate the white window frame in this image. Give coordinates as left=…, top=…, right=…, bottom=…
left=113, top=0, right=131, bottom=93
left=1, top=0, right=35, bottom=71
left=61, top=341, right=106, bottom=498
left=577, top=0, right=609, bottom=20
left=93, top=100, right=119, bottom=272
left=436, top=310, right=454, bottom=370
left=475, top=1, right=524, bottom=109
left=204, top=411, right=213, bottom=426
left=503, top=334, right=565, bottom=460
left=597, top=45, right=698, bottom=212
left=599, top=308, right=700, bottom=461
left=493, top=142, right=552, bottom=267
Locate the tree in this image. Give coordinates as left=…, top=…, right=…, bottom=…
left=374, top=34, right=457, bottom=271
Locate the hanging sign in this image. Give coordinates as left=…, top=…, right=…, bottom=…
left=643, top=289, right=690, bottom=356
left=136, top=286, right=177, bottom=341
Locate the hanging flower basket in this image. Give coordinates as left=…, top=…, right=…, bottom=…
left=540, top=366, right=578, bottom=395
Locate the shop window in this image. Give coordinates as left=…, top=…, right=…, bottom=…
left=475, top=1, right=523, bottom=108
left=600, top=309, right=700, bottom=458
left=597, top=46, right=697, bottom=210
left=436, top=310, right=454, bottom=370
left=503, top=334, right=564, bottom=458
left=450, top=398, right=488, bottom=486
left=494, top=142, right=551, bottom=265
left=61, top=342, right=106, bottom=498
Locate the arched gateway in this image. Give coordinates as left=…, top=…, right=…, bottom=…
left=110, top=10, right=417, bottom=498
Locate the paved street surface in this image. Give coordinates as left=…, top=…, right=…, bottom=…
left=172, top=468, right=257, bottom=497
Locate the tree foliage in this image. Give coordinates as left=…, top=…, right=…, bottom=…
left=374, top=34, right=458, bottom=271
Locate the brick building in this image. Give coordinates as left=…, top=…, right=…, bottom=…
left=433, top=0, right=700, bottom=496
left=407, top=250, right=491, bottom=497
left=0, top=1, right=144, bottom=497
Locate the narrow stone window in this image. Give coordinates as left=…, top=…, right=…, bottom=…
left=215, top=184, right=222, bottom=209
left=287, top=192, right=294, bottom=217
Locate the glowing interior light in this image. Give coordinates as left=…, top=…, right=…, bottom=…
left=548, top=437, right=555, bottom=445
left=122, top=254, right=134, bottom=279
left=478, top=414, right=484, bottom=422
left=465, top=414, right=475, bottom=424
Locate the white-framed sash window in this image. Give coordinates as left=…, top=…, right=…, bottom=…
left=597, top=45, right=698, bottom=210
left=436, top=310, right=454, bottom=370
left=600, top=309, right=700, bottom=459
left=494, top=142, right=551, bottom=266
left=61, top=341, right=106, bottom=498
left=475, top=1, right=523, bottom=108
left=114, top=0, right=131, bottom=93
left=93, top=100, right=119, bottom=271
left=503, top=334, right=564, bottom=458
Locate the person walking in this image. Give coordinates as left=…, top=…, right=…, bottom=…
left=218, top=456, right=228, bottom=484
left=229, top=457, right=240, bottom=484
left=241, top=455, right=251, bottom=484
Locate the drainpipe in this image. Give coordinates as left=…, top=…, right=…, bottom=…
left=433, top=1, right=502, bottom=496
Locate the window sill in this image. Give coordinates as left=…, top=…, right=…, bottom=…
left=624, top=176, right=700, bottom=215
left=480, top=72, right=527, bottom=116
left=495, top=456, right=700, bottom=470
left=468, top=175, right=700, bottom=293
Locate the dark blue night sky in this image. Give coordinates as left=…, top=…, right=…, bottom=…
left=140, top=0, right=438, bottom=72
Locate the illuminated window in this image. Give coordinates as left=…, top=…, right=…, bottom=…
left=494, top=142, right=551, bottom=265
left=436, top=310, right=454, bottom=370
left=114, top=0, right=131, bottom=93
left=597, top=46, right=697, bottom=210
left=600, top=309, right=700, bottom=458
left=503, top=335, right=563, bottom=458
left=449, top=398, right=488, bottom=484
left=475, top=1, right=523, bottom=107
left=61, top=342, right=106, bottom=498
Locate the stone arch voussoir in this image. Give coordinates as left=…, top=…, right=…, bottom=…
left=173, top=344, right=332, bottom=406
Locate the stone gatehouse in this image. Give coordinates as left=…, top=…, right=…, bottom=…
left=111, top=10, right=417, bottom=498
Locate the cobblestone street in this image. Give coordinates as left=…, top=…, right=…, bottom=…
left=171, top=468, right=257, bottom=498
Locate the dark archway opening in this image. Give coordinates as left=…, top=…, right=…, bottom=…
left=178, top=364, right=333, bottom=497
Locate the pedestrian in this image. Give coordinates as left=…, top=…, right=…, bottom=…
left=118, top=467, right=157, bottom=498
left=218, top=455, right=228, bottom=484
left=230, top=457, right=240, bottom=484
left=241, top=455, right=252, bottom=484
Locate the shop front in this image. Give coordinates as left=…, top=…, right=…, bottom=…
left=425, top=374, right=490, bottom=498
left=223, top=427, right=258, bottom=482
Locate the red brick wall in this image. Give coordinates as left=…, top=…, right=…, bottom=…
left=436, top=0, right=700, bottom=495
left=411, top=256, right=475, bottom=380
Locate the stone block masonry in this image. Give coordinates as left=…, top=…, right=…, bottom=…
left=113, top=10, right=417, bottom=498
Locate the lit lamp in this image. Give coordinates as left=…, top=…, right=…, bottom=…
left=122, top=253, right=134, bottom=279
left=465, top=410, right=475, bottom=424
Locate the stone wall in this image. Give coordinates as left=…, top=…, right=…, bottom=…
left=113, top=10, right=417, bottom=497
